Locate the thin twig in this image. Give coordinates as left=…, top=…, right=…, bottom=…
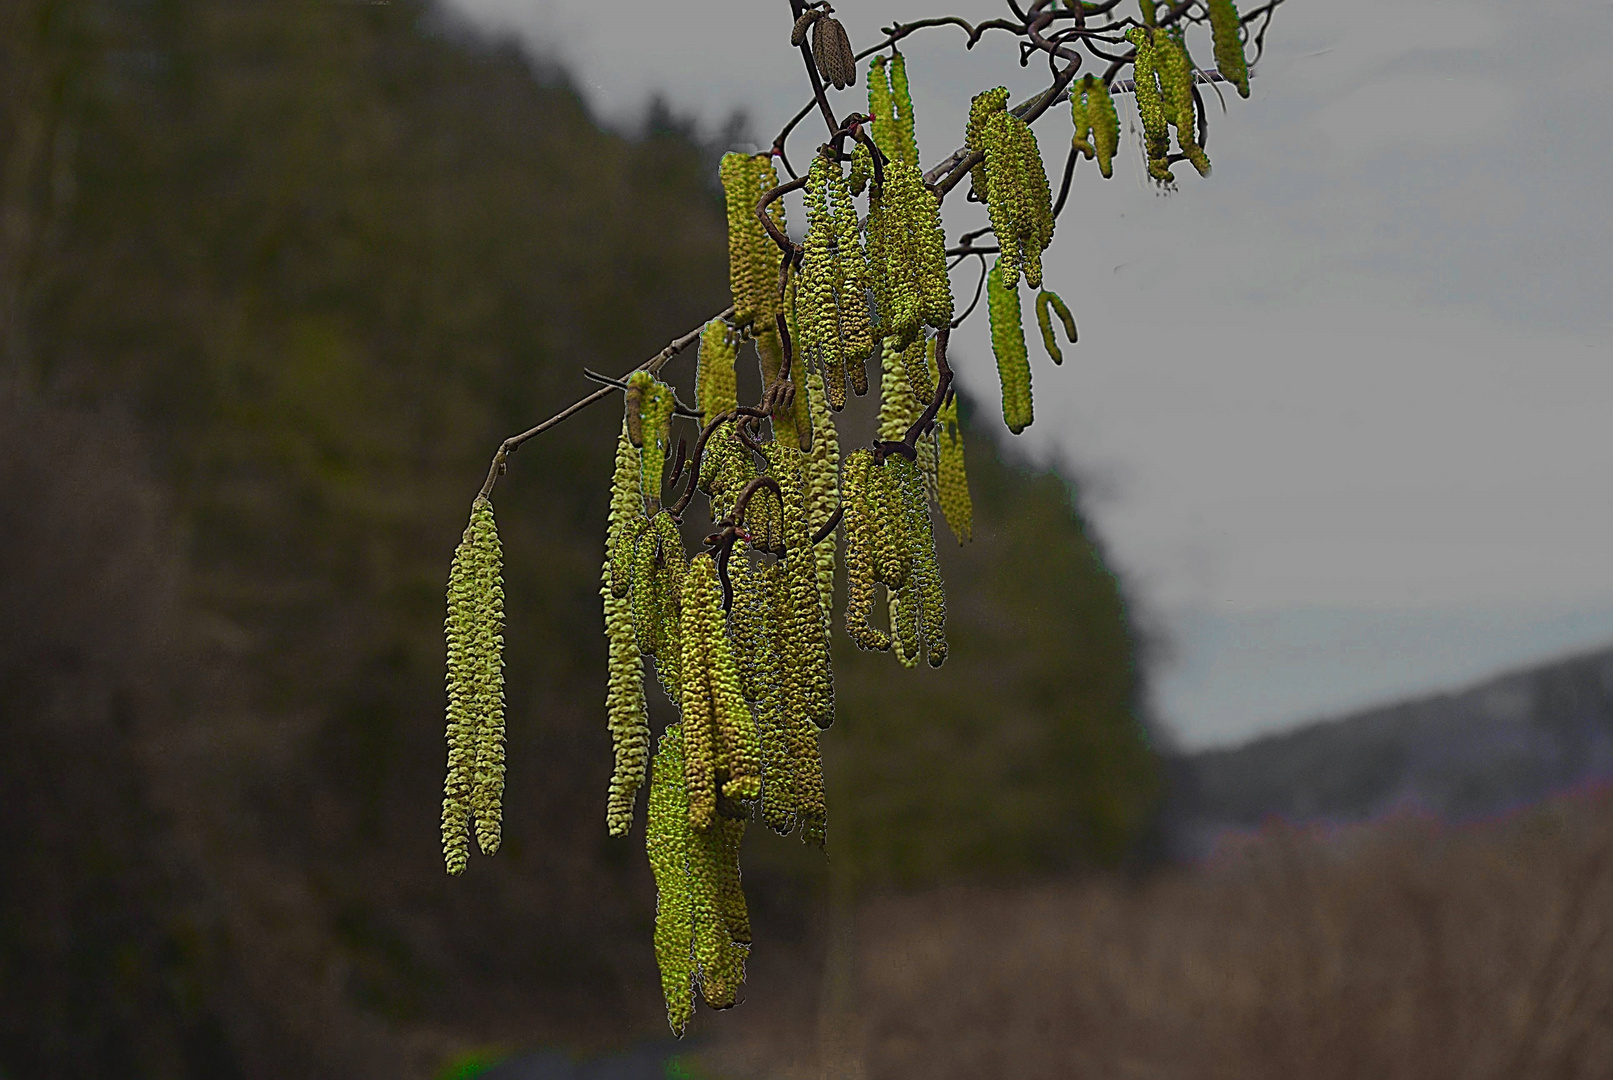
left=475, top=307, right=731, bottom=501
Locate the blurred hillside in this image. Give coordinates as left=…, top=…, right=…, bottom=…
left=0, top=1, right=1155, bottom=1077
left=1172, top=644, right=1613, bottom=853
left=707, top=785, right=1613, bottom=1080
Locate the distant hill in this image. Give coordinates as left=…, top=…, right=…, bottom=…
left=1169, top=644, right=1613, bottom=853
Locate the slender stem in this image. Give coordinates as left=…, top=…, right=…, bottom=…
left=758, top=175, right=807, bottom=259
left=476, top=306, right=730, bottom=501
left=788, top=0, right=840, bottom=139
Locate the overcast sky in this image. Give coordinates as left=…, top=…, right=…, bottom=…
left=444, top=0, right=1613, bottom=748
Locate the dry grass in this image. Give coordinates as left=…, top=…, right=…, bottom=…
left=708, top=789, right=1613, bottom=1080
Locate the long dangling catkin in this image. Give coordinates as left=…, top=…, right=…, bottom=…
left=696, top=317, right=738, bottom=424
left=603, top=433, right=651, bottom=836
left=799, top=154, right=873, bottom=413
left=1208, top=0, right=1250, bottom=98
left=1070, top=76, right=1093, bottom=161
left=867, top=54, right=895, bottom=164
left=653, top=510, right=688, bottom=696
left=867, top=158, right=952, bottom=347
left=687, top=810, right=748, bottom=1008
left=868, top=456, right=911, bottom=592
left=681, top=553, right=762, bottom=817
left=1035, top=289, right=1077, bottom=366
left=753, top=559, right=794, bottom=835
left=761, top=557, right=828, bottom=844
left=988, top=257, right=1033, bottom=434
left=877, top=335, right=922, bottom=443
left=804, top=367, right=840, bottom=621
left=968, top=88, right=1055, bottom=290
left=720, top=152, right=784, bottom=330
left=901, top=454, right=948, bottom=667
left=1086, top=76, right=1121, bottom=179
left=443, top=496, right=505, bottom=871
left=647, top=725, right=696, bottom=1034
left=763, top=442, right=834, bottom=730
left=628, top=371, right=676, bottom=513
left=886, top=456, right=923, bottom=668
left=888, top=51, right=920, bottom=167
left=1158, top=30, right=1210, bottom=177
left=842, top=449, right=890, bottom=651
left=1126, top=28, right=1174, bottom=185
left=609, top=423, right=645, bottom=598
left=936, top=391, right=972, bottom=544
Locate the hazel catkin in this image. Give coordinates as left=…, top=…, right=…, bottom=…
left=841, top=449, right=890, bottom=651
left=988, top=257, right=1033, bottom=434
left=696, top=317, right=738, bottom=424
left=442, top=496, right=505, bottom=871
left=646, top=724, right=696, bottom=1034
left=1126, top=28, right=1174, bottom=185
left=1035, top=289, right=1077, bottom=366
left=1208, top=0, right=1250, bottom=98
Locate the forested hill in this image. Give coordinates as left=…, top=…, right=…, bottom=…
left=0, top=2, right=1156, bottom=1077
left=1171, top=644, right=1613, bottom=854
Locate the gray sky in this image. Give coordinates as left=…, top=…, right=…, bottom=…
left=445, top=0, right=1613, bottom=748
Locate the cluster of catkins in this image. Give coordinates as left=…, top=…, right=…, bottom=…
left=439, top=12, right=1263, bottom=1032
left=1124, top=0, right=1250, bottom=185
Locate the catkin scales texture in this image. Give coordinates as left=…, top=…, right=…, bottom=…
left=720, top=153, right=784, bottom=330
left=989, top=258, right=1033, bottom=434
left=442, top=497, right=505, bottom=872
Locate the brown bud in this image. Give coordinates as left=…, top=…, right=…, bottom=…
left=812, top=16, right=856, bottom=90
left=791, top=8, right=823, bottom=47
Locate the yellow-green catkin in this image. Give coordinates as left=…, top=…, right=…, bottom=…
left=988, top=257, right=1033, bottom=434
left=842, top=449, right=890, bottom=651
left=886, top=454, right=946, bottom=668
left=801, top=370, right=839, bottom=622
left=1208, top=0, right=1250, bottom=98
left=443, top=496, right=505, bottom=872
left=653, top=510, right=688, bottom=694
left=936, top=391, right=972, bottom=544
left=1127, top=28, right=1174, bottom=185
left=887, top=51, right=920, bottom=167
left=687, top=809, right=748, bottom=1008
left=967, top=88, right=1054, bottom=289
left=1074, top=74, right=1120, bottom=179
left=763, top=442, right=835, bottom=731
left=696, top=317, right=738, bottom=424
left=609, top=423, right=645, bottom=599
left=647, top=724, right=696, bottom=1035
left=867, top=158, right=952, bottom=347
left=868, top=456, right=911, bottom=594
left=760, top=557, right=828, bottom=844
left=628, top=371, right=676, bottom=513
left=867, top=54, right=894, bottom=162
left=847, top=139, right=873, bottom=196
left=604, top=426, right=651, bottom=837
left=699, top=421, right=755, bottom=525
left=877, top=335, right=923, bottom=443
left=1070, top=75, right=1093, bottom=160
left=720, top=152, right=784, bottom=330
left=1035, top=290, right=1077, bottom=366
left=798, top=154, right=873, bottom=413
left=905, top=455, right=948, bottom=667
left=681, top=553, right=761, bottom=822
left=1158, top=30, right=1210, bottom=177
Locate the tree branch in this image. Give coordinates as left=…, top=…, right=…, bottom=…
left=475, top=307, right=732, bottom=501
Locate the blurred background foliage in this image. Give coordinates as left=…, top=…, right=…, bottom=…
left=0, top=0, right=1156, bottom=1076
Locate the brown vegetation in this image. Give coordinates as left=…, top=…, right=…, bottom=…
left=710, top=790, right=1613, bottom=1080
